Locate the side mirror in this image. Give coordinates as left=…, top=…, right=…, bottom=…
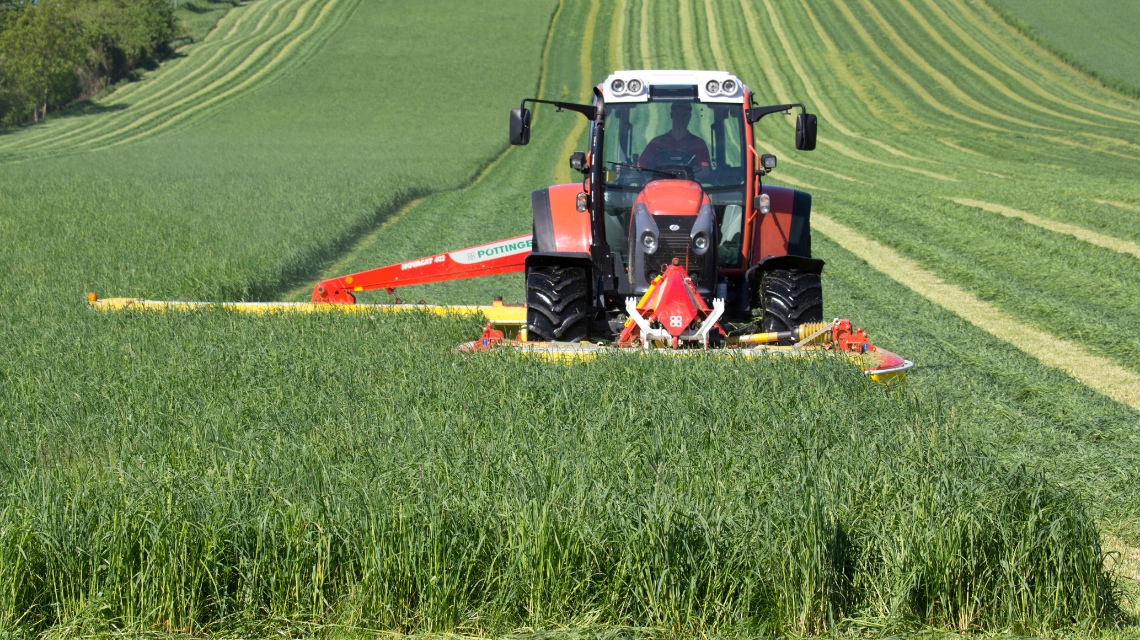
left=795, top=113, right=817, bottom=151
left=509, top=107, right=531, bottom=146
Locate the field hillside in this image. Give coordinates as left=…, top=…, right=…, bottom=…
left=1, top=0, right=1138, bottom=637
left=991, top=0, right=1140, bottom=98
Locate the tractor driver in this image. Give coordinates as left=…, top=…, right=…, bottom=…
left=638, top=102, right=711, bottom=178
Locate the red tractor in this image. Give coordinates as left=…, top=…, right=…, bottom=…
left=312, top=70, right=830, bottom=348
left=508, top=70, right=821, bottom=346
left=92, top=70, right=909, bottom=376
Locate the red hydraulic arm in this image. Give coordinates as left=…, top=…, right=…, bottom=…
left=312, top=235, right=533, bottom=303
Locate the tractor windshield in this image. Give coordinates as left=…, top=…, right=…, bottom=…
left=602, top=98, right=747, bottom=267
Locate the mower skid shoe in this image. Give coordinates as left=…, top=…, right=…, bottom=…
left=684, top=298, right=725, bottom=347
left=626, top=297, right=671, bottom=346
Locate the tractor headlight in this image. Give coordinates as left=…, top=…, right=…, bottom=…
left=641, top=230, right=658, bottom=254
left=705, top=80, right=720, bottom=94
left=721, top=79, right=736, bottom=93
left=691, top=203, right=714, bottom=256
left=611, top=79, right=625, bottom=93
left=627, top=79, right=642, bottom=93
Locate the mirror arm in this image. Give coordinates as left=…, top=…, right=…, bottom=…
left=521, top=98, right=597, bottom=121
left=746, top=103, right=805, bottom=123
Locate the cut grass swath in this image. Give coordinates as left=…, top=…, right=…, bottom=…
left=0, top=0, right=354, bottom=159
left=813, top=212, right=1140, bottom=411
left=950, top=198, right=1140, bottom=260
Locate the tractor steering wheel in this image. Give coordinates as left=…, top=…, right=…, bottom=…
left=643, top=150, right=698, bottom=181
left=656, top=165, right=694, bottom=180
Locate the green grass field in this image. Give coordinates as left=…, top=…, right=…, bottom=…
left=990, top=0, right=1140, bottom=98
left=173, top=0, right=247, bottom=45
left=1, top=0, right=1139, bottom=636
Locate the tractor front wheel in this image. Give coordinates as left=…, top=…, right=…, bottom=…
left=526, top=264, right=590, bottom=342
left=758, top=268, right=823, bottom=335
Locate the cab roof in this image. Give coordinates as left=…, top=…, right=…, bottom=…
left=599, top=70, right=748, bottom=104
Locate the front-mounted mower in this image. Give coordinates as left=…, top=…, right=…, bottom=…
left=90, top=70, right=912, bottom=380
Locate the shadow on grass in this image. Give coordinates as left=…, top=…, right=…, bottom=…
left=180, top=0, right=241, bottom=15
left=0, top=102, right=130, bottom=137
left=55, top=101, right=130, bottom=119
left=256, top=187, right=434, bottom=304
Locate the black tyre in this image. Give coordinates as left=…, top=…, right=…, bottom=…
left=758, top=268, right=823, bottom=334
left=526, top=264, right=590, bottom=342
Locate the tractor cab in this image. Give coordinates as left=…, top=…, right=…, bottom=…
left=508, top=69, right=821, bottom=342
left=598, top=72, right=750, bottom=298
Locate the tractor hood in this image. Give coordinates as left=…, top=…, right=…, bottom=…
left=629, top=180, right=716, bottom=296
left=634, top=179, right=707, bottom=217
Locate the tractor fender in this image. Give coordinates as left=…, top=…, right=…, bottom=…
left=745, top=255, right=826, bottom=295
left=751, top=185, right=812, bottom=264
left=531, top=184, right=592, bottom=254
left=749, top=254, right=825, bottom=275
left=525, top=251, right=593, bottom=270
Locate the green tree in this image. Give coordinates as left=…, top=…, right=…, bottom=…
left=0, top=0, right=27, bottom=22
left=0, top=60, right=31, bottom=127
left=0, top=2, right=84, bottom=121
left=67, top=0, right=174, bottom=95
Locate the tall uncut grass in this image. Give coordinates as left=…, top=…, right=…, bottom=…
left=0, top=0, right=1136, bottom=635
left=0, top=311, right=1115, bottom=636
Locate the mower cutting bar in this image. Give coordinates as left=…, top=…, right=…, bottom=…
left=87, top=295, right=527, bottom=326
left=311, top=235, right=534, bottom=303
left=461, top=328, right=914, bottom=382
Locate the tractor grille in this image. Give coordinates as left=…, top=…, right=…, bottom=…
left=648, top=216, right=704, bottom=288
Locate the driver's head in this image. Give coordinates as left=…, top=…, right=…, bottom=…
left=670, top=102, right=692, bottom=128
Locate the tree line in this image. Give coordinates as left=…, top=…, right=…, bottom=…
left=0, top=0, right=175, bottom=127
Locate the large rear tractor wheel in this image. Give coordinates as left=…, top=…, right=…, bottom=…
left=758, top=268, right=823, bottom=334
left=526, top=264, right=590, bottom=342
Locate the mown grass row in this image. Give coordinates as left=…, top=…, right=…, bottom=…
left=0, top=0, right=357, bottom=159
left=0, top=310, right=1115, bottom=635
left=0, top=0, right=554, bottom=306
left=173, top=0, right=251, bottom=47
left=678, top=0, right=1140, bottom=376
